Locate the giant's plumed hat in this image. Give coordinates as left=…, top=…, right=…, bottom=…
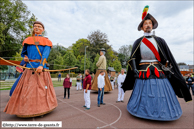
left=138, top=5, right=158, bottom=31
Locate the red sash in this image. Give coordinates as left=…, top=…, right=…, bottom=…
left=142, top=37, right=161, bottom=62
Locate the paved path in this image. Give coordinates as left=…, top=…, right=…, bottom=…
left=0, top=86, right=193, bottom=129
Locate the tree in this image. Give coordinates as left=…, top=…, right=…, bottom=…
left=11, top=47, right=23, bottom=61
left=53, top=53, right=63, bottom=70
left=118, top=45, right=132, bottom=68
left=47, top=45, right=67, bottom=70
left=69, top=30, right=117, bottom=71
left=87, top=30, right=111, bottom=62
left=71, top=38, right=90, bottom=59
left=0, top=0, right=37, bottom=57
left=106, top=48, right=118, bottom=68
left=54, top=43, right=67, bottom=56
left=47, top=46, right=61, bottom=70
left=63, top=51, right=77, bottom=67
left=118, top=53, right=126, bottom=68
left=80, top=55, right=91, bottom=72
left=0, top=65, right=8, bottom=72
left=177, top=62, right=187, bottom=65
left=113, top=59, right=122, bottom=72
left=93, top=53, right=100, bottom=72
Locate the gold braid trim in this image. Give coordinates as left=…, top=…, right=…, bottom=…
left=138, top=64, right=163, bottom=71
left=131, top=36, right=144, bottom=58
left=127, top=37, right=144, bottom=70
left=17, top=108, right=55, bottom=118
left=186, top=100, right=192, bottom=103
left=127, top=58, right=135, bottom=70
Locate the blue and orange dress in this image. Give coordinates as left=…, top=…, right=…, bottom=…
left=4, top=35, right=58, bottom=118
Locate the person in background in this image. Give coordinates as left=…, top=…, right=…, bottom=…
left=108, top=73, right=111, bottom=79
left=8, top=73, right=11, bottom=79
left=76, top=73, right=82, bottom=91
left=14, top=70, right=17, bottom=78
left=58, top=72, right=61, bottom=82
left=115, top=72, right=120, bottom=88
left=97, top=71, right=106, bottom=107
left=110, top=73, right=115, bottom=90
left=63, top=74, right=72, bottom=99
left=186, top=73, right=194, bottom=95
left=117, top=69, right=126, bottom=103
left=91, top=48, right=112, bottom=92
left=82, top=74, right=85, bottom=89
left=91, top=73, right=95, bottom=81
left=83, top=69, right=92, bottom=110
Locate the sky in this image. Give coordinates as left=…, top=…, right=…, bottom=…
left=23, top=1, right=193, bottom=65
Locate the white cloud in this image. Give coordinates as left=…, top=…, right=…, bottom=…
left=23, top=1, right=193, bottom=64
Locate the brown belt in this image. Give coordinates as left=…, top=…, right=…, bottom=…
left=139, top=62, right=159, bottom=65
left=29, top=59, right=41, bottom=62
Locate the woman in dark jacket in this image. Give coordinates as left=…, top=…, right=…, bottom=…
left=63, top=74, right=72, bottom=99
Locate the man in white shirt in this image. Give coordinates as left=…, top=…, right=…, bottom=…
left=117, top=69, right=126, bottom=103
left=97, top=71, right=106, bottom=107
left=110, top=74, right=115, bottom=90
left=76, top=73, right=82, bottom=91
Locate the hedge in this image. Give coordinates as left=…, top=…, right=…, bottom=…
left=50, top=73, right=78, bottom=78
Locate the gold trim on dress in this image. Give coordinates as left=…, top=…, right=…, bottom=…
left=16, top=108, right=55, bottom=118
left=131, top=37, right=144, bottom=58
left=127, top=58, right=135, bottom=70
left=127, top=37, right=144, bottom=70
left=138, top=64, right=162, bottom=71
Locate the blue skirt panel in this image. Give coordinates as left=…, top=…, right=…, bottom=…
left=127, top=78, right=182, bottom=121
left=9, top=73, right=23, bottom=96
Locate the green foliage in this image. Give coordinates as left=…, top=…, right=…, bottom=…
left=177, top=62, right=186, bottom=65
left=71, top=38, right=90, bottom=59
left=118, top=45, right=132, bottom=68
left=47, top=45, right=67, bottom=70
left=106, top=48, right=118, bottom=67
left=11, top=47, right=23, bottom=61
left=54, top=43, right=67, bottom=55
left=93, top=53, right=100, bottom=71
left=87, top=30, right=112, bottom=62
left=118, top=53, right=125, bottom=67
left=80, top=55, right=91, bottom=72
left=0, top=65, right=8, bottom=71
left=63, top=51, right=77, bottom=67
left=54, top=53, right=63, bottom=70
left=0, top=0, right=37, bottom=57
left=113, top=59, right=122, bottom=72
left=50, top=73, right=78, bottom=78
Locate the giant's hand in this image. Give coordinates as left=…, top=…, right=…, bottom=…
left=24, top=55, right=29, bottom=62
left=134, top=69, right=139, bottom=78
left=36, top=66, right=43, bottom=73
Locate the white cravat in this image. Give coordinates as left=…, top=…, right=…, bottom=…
left=144, top=31, right=153, bottom=36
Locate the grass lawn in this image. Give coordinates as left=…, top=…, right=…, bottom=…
left=0, top=80, right=77, bottom=90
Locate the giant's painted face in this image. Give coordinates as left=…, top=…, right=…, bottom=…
left=100, top=51, right=103, bottom=56
left=33, top=23, right=44, bottom=35
left=141, top=19, right=153, bottom=33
